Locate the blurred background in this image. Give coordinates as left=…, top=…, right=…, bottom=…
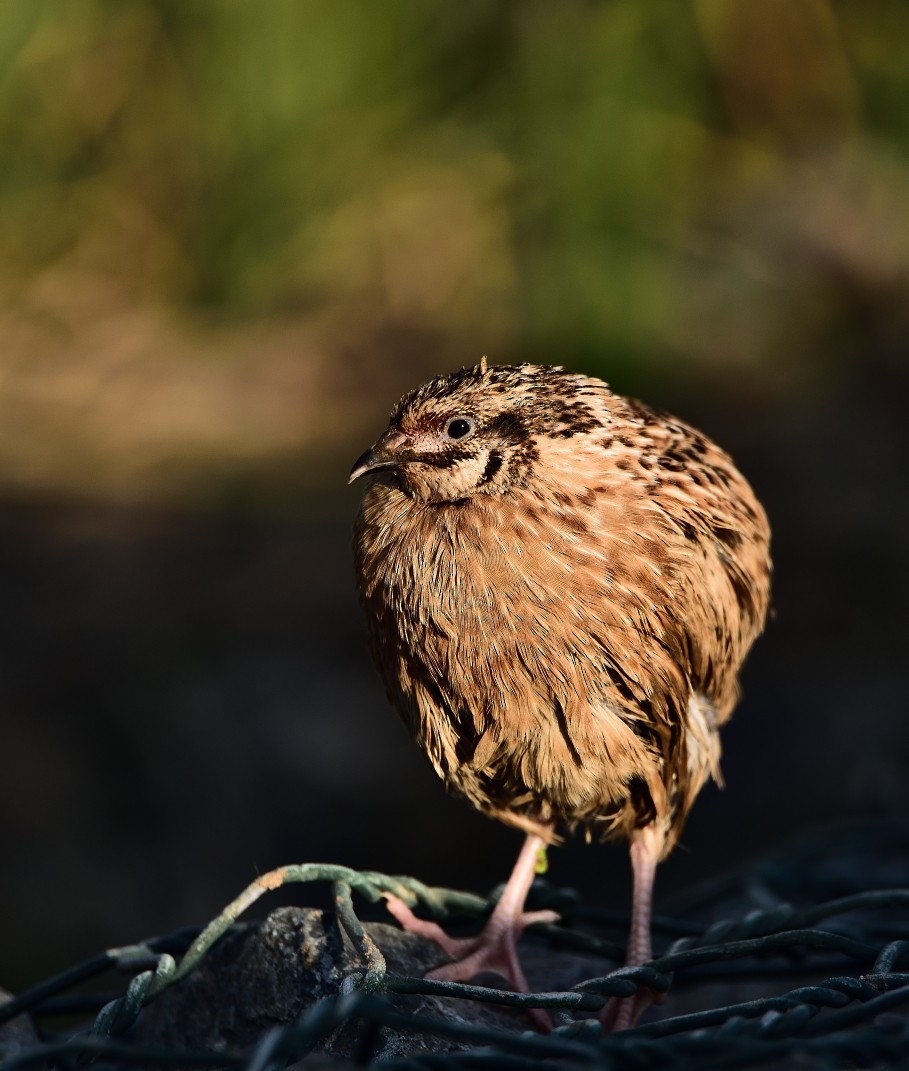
left=2, top=1, right=907, bottom=991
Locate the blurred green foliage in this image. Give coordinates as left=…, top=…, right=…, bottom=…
left=0, top=0, right=907, bottom=495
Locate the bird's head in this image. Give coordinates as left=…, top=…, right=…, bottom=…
left=349, top=360, right=603, bottom=504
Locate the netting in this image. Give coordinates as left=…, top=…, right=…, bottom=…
left=3, top=821, right=909, bottom=1070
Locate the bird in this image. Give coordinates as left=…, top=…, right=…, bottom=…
left=349, top=358, right=771, bottom=1030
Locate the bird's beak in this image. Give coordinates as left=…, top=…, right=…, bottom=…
left=348, top=432, right=410, bottom=484
left=348, top=448, right=391, bottom=484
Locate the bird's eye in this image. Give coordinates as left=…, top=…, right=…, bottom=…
left=444, top=416, right=476, bottom=441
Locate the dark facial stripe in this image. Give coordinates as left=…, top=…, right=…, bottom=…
left=478, top=451, right=504, bottom=485
left=483, top=411, right=529, bottom=443
left=405, top=450, right=470, bottom=469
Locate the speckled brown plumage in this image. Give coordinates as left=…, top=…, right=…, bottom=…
left=350, top=360, right=771, bottom=1028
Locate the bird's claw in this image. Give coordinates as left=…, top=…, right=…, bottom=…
left=383, top=892, right=558, bottom=1031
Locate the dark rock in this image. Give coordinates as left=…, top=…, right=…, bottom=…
left=0, top=988, right=40, bottom=1063
left=140, top=905, right=607, bottom=1064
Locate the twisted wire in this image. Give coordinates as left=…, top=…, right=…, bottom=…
left=2, top=850, right=908, bottom=1070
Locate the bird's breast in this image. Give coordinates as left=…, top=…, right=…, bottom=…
left=359, top=493, right=521, bottom=644
left=353, top=479, right=654, bottom=709
left=354, top=481, right=685, bottom=834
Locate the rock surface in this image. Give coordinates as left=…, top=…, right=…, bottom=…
left=140, top=905, right=606, bottom=1063
left=0, top=988, right=40, bottom=1063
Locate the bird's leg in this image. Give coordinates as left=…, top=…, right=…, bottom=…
left=601, top=823, right=665, bottom=1032
left=384, top=832, right=559, bottom=1028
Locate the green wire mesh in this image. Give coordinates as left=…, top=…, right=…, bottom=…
left=3, top=822, right=909, bottom=1070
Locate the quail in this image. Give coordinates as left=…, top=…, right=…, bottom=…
left=349, top=359, right=771, bottom=1029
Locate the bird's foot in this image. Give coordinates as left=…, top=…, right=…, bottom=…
left=599, top=986, right=665, bottom=1032
left=383, top=892, right=558, bottom=1031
